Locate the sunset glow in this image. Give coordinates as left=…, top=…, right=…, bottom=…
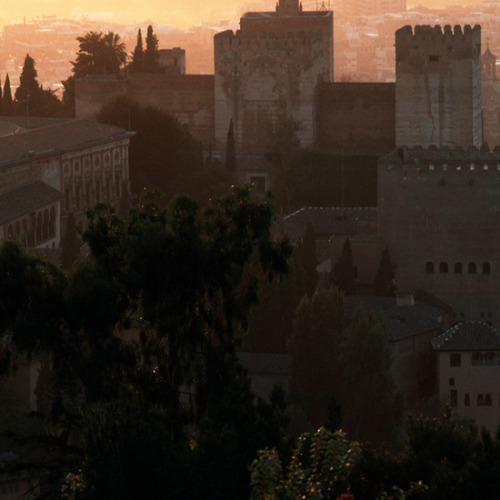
left=0, top=0, right=486, bottom=28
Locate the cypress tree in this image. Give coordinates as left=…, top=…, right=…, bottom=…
left=374, top=246, right=395, bottom=297
left=331, top=238, right=356, bottom=295
left=0, top=76, right=3, bottom=115
left=14, top=54, right=41, bottom=116
left=144, top=25, right=161, bottom=73
left=294, top=222, right=318, bottom=299
left=130, top=28, right=144, bottom=73
left=3, top=74, right=13, bottom=116
left=225, top=119, right=236, bottom=171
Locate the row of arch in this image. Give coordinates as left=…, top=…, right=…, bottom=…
left=426, top=261, right=491, bottom=275
left=63, top=148, right=126, bottom=179
left=65, top=174, right=123, bottom=212
left=6, top=206, right=57, bottom=247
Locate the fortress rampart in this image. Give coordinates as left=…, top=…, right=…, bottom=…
left=378, top=144, right=500, bottom=323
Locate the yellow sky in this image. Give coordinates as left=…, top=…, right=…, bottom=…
left=0, top=0, right=485, bottom=29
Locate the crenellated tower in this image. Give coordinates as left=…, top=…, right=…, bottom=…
left=395, top=24, right=482, bottom=149
left=214, top=3, right=333, bottom=152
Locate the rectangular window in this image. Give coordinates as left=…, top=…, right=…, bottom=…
left=464, top=394, right=470, bottom=406
left=450, top=353, right=461, bottom=367
left=429, top=55, right=439, bottom=62
left=449, top=377, right=455, bottom=386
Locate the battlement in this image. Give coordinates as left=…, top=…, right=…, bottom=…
left=214, top=28, right=325, bottom=49
left=382, top=145, right=500, bottom=174
left=396, top=24, right=481, bottom=42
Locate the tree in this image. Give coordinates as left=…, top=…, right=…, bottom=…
left=374, top=246, right=395, bottom=296
left=60, top=212, right=81, bottom=271
left=225, top=119, right=236, bottom=171
left=14, top=54, right=62, bottom=117
left=96, top=96, right=203, bottom=199
left=339, top=307, right=402, bottom=443
left=129, top=28, right=144, bottom=74
left=71, top=31, right=127, bottom=79
left=288, top=287, right=345, bottom=428
left=294, top=222, right=318, bottom=299
left=0, top=188, right=293, bottom=497
left=250, top=427, right=360, bottom=500
left=144, top=25, right=161, bottom=73
left=331, top=238, right=356, bottom=295
left=0, top=76, right=3, bottom=115
left=2, top=74, right=13, bottom=115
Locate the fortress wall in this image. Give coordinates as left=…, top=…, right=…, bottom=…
left=378, top=147, right=500, bottom=322
left=75, top=75, right=215, bottom=148
left=316, top=82, right=395, bottom=154
left=395, top=24, right=482, bottom=149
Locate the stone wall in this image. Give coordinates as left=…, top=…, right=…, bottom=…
left=316, top=82, right=395, bottom=154
left=395, top=25, right=482, bottom=149
left=75, top=74, right=215, bottom=148
left=214, top=9, right=333, bottom=151
left=378, top=146, right=500, bottom=324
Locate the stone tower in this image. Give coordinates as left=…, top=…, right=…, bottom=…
left=395, top=25, right=482, bottom=149
left=278, top=0, right=300, bottom=16
left=214, top=3, right=333, bottom=151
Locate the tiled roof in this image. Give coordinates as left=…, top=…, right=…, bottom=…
left=0, top=119, right=129, bottom=168
left=344, top=295, right=444, bottom=341
left=431, top=321, right=500, bottom=351
left=283, top=206, right=377, bottom=239
left=0, top=182, right=63, bottom=224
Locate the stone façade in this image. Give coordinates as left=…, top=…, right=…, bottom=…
left=395, top=24, right=482, bottom=149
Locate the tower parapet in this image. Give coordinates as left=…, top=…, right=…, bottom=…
left=395, top=24, right=482, bottom=149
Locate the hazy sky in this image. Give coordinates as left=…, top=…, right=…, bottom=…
left=0, top=0, right=485, bottom=29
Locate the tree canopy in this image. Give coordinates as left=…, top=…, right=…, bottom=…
left=71, top=31, right=127, bottom=78
left=13, top=54, right=62, bottom=117
left=0, top=188, right=293, bottom=497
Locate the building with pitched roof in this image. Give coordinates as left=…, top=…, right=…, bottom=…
left=0, top=117, right=132, bottom=251
left=432, top=321, right=500, bottom=433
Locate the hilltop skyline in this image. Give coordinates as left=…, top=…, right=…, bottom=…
left=0, top=0, right=487, bottom=29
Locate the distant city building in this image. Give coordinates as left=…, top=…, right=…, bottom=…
left=432, top=321, right=500, bottom=433
left=338, top=0, right=406, bottom=17
left=158, top=48, right=186, bottom=75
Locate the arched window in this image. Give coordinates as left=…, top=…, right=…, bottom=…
left=482, top=262, right=491, bottom=275
left=7, top=224, right=13, bottom=239
left=485, top=394, right=492, bottom=406
left=14, top=221, right=20, bottom=238
left=477, top=394, right=484, bottom=406
left=454, top=262, right=463, bottom=274
left=439, top=262, right=448, bottom=274
left=468, top=262, right=477, bottom=274
left=425, top=261, right=434, bottom=274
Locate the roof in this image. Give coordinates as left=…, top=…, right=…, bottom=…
left=344, top=295, right=444, bottom=341
left=432, top=321, right=500, bottom=351
left=0, top=182, right=63, bottom=224
left=283, top=206, right=377, bottom=239
left=0, top=119, right=130, bottom=168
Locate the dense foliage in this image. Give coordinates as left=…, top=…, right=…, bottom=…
left=0, top=188, right=293, bottom=498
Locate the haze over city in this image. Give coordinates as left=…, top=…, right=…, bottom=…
left=0, top=0, right=488, bottom=27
